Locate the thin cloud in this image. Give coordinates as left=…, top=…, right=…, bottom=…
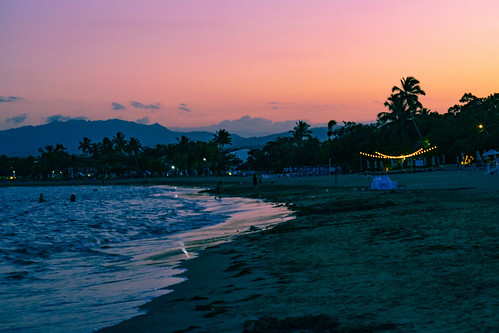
left=170, top=115, right=299, bottom=137
left=0, top=96, right=23, bottom=103
left=178, top=103, right=191, bottom=112
left=136, top=116, right=150, bottom=125
left=46, top=114, right=88, bottom=123
left=131, top=101, right=160, bottom=110
left=112, top=102, right=126, bottom=110
left=6, top=113, right=27, bottom=124
left=268, top=101, right=283, bottom=110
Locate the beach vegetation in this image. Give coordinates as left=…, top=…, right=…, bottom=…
left=327, top=119, right=337, bottom=141
left=211, top=129, right=238, bottom=175
left=290, top=120, right=313, bottom=146
left=212, top=129, right=232, bottom=150
left=377, top=76, right=426, bottom=147
left=1, top=82, right=497, bottom=180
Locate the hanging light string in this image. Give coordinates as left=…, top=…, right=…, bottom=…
left=360, top=146, right=437, bottom=159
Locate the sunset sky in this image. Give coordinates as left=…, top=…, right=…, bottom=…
left=1, top=0, right=498, bottom=133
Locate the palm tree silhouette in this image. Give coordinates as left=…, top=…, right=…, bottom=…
left=391, top=76, right=426, bottom=115
left=378, top=94, right=410, bottom=139
left=127, top=137, right=142, bottom=155
left=290, top=120, right=313, bottom=146
left=127, top=137, right=142, bottom=173
left=212, top=129, right=232, bottom=175
left=112, top=132, right=127, bottom=154
left=78, top=137, right=92, bottom=156
left=54, top=144, right=67, bottom=153
left=212, top=129, right=232, bottom=151
left=377, top=77, right=425, bottom=141
left=176, top=135, right=191, bottom=146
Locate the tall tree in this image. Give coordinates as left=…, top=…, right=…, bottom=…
left=78, top=137, right=92, bottom=156
left=112, top=132, right=127, bottom=154
left=391, top=76, right=426, bottom=116
left=378, top=77, right=425, bottom=142
left=290, top=120, right=313, bottom=145
left=127, top=137, right=142, bottom=173
left=212, top=129, right=232, bottom=150
left=212, top=129, right=232, bottom=175
left=327, top=120, right=337, bottom=141
left=127, top=137, right=142, bottom=156
left=377, top=94, right=411, bottom=140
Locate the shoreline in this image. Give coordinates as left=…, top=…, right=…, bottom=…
left=96, top=170, right=498, bottom=332
left=137, top=190, right=293, bottom=273
left=7, top=170, right=497, bottom=332
left=0, top=184, right=292, bottom=332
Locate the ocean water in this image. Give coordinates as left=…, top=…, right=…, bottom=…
left=0, top=185, right=290, bottom=332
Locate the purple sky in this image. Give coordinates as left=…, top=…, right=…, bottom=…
left=1, top=0, right=498, bottom=134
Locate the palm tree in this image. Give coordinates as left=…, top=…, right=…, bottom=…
left=128, top=137, right=142, bottom=156
left=176, top=135, right=191, bottom=146
left=378, top=77, right=425, bottom=141
left=78, top=137, right=92, bottom=156
left=290, top=120, right=313, bottom=145
left=391, top=76, right=426, bottom=116
left=212, top=129, right=232, bottom=150
left=212, top=129, right=232, bottom=175
left=101, top=137, right=113, bottom=152
left=327, top=120, right=337, bottom=141
left=90, top=142, right=102, bottom=156
left=127, top=137, right=142, bottom=173
left=112, top=132, right=127, bottom=154
left=39, top=145, right=54, bottom=154
left=54, top=143, right=67, bottom=153
left=378, top=94, right=411, bottom=139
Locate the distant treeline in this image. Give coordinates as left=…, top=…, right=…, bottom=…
left=1, top=77, right=498, bottom=179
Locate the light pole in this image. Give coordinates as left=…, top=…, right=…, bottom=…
left=202, top=158, right=207, bottom=176
left=478, top=124, right=489, bottom=135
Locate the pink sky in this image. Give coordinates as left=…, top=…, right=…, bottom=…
left=1, top=0, right=498, bottom=132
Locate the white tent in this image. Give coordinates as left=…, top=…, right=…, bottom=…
left=371, top=176, right=397, bottom=190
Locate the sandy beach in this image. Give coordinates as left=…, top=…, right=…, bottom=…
left=94, top=170, right=499, bottom=332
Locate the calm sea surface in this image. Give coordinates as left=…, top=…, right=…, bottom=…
left=0, top=185, right=286, bottom=332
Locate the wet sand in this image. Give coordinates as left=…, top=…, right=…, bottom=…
left=96, top=170, right=499, bottom=332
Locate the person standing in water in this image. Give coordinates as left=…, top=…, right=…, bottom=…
left=39, top=194, right=46, bottom=202
left=214, top=181, right=222, bottom=200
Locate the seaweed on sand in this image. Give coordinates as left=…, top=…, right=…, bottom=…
left=243, top=314, right=340, bottom=332
left=243, top=314, right=398, bottom=333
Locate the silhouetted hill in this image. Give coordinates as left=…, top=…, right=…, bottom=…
left=1, top=119, right=331, bottom=157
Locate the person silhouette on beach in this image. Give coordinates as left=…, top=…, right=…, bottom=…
left=214, top=181, right=222, bottom=200
left=253, top=174, right=258, bottom=186
left=39, top=194, right=46, bottom=202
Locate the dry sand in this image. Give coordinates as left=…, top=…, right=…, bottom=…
left=98, top=170, right=499, bottom=332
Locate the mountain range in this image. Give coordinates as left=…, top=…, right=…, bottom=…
left=0, top=119, right=328, bottom=157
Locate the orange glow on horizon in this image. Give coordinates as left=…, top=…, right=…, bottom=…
left=0, top=1, right=497, bottom=130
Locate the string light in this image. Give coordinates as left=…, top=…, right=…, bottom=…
left=360, top=146, right=437, bottom=159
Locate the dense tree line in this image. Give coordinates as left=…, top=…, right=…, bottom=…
left=0, top=129, right=240, bottom=180
left=1, top=78, right=497, bottom=180
left=246, top=78, right=497, bottom=173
